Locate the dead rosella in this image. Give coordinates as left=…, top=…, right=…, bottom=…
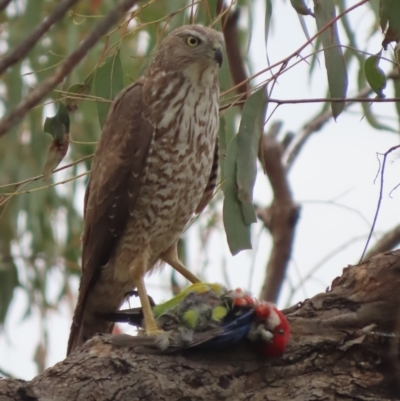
left=104, top=283, right=290, bottom=357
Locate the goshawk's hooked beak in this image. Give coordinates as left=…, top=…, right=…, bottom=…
left=214, top=47, right=223, bottom=68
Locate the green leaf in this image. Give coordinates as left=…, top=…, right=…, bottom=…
left=297, top=14, right=312, bottom=44
left=290, top=0, right=314, bottom=16
left=314, top=0, right=348, bottom=119
left=43, top=103, right=70, bottom=140
left=218, top=116, right=227, bottom=189
left=42, top=134, right=70, bottom=181
left=94, top=50, right=124, bottom=128
left=43, top=103, right=70, bottom=180
left=393, top=65, right=400, bottom=132
left=65, top=72, right=94, bottom=112
left=368, top=0, right=379, bottom=20
left=236, top=86, right=268, bottom=225
left=364, top=53, right=387, bottom=98
left=223, top=136, right=252, bottom=255
left=0, top=258, right=19, bottom=324
left=308, top=35, right=322, bottom=78
left=265, top=0, right=273, bottom=55
left=394, top=41, right=400, bottom=68
left=380, top=0, right=400, bottom=48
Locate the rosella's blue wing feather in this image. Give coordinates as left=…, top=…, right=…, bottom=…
left=195, top=309, right=255, bottom=349
left=110, top=309, right=255, bottom=352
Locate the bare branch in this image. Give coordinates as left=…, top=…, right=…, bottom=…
left=0, top=0, right=139, bottom=138
left=258, top=124, right=300, bottom=302
left=360, top=145, right=400, bottom=262
left=216, top=5, right=249, bottom=102
left=2, top=251, right=400, bottom=400
left=0, top=0, right=79, bottom=75
left=365, top=224, right=400, bottom=260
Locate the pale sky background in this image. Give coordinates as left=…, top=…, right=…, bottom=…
left=1, top=0, right=400, bottom=379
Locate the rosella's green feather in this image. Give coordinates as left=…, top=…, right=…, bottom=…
left=182, top=309, right=199, bottom=328
left=153, top=283, right=227, bottom=318
left=211, top=306, right=228, bottom=322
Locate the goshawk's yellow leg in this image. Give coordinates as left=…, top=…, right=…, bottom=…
left=161, top=243, right=201, bottom=284
left=135, top=277, right=163, bottom=335
left=131, top=245, right=163, bottom=335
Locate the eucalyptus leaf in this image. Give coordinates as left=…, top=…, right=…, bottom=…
left=236, top=86, right=268, bottom=225
left=94, top=50, right=124, bottom=129
left=392, top=68, right=400, bottom=132
left=265, top=0, right=273, bottom=56
left=223, top=136, right=252, bottom=256
left=65, top=72, right=94, bottom=113
left=43, top=103, right=70, bottom=141
left=0, top=258, right=19, bottom=324
left=364, top=53, right=386, bottom=98
left=218, top=116, right=227, bottom=188
left=380, top=0, right=400, bottom=47
left=314, top=0, right=348, bottom=119
left=290, top=0, right=314, bottom=16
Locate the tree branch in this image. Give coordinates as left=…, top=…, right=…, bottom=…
left=216, top=1, right=249, bottom=103
left=0, top=0, right=139, bottom=138
left=364, top=224, right=400, bottom=259
left=0, top=0, right=79, bottom=76
left=257, top=124, right=299, bottom=302
left=1, top=251, right=400, bottom=400
left=0, top=0, right=12, bottom=12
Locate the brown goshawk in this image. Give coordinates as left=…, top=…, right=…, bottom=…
left=67, top=25, right=224, bottom=355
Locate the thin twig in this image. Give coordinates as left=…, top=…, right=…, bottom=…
left=0, top=154, right=93, bottom=189
left=282, top=87, right=371, bottom=170
left=1, top=171, right=89, bottom=198
left=0, top=0, right=139, bottom=138
left=300, top=199, right=375, bottom=236
left=283, top=68, right=400, bottom=170
left=267, top=96, right=400, bottom=104
left=219, top=94, right=400, bottom=112
left=286, top=235, right=369, bottom=306
left=0, top=366, right=16, bottom=379
left=359, top=145, right=400, bottom=262
left=0, top=0, right=79, bottom=75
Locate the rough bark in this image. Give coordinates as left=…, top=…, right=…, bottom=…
left=1, top=251, right=400, bottom=401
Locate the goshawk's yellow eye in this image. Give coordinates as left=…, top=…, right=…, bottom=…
left=186, top=35, right=201, bottom=47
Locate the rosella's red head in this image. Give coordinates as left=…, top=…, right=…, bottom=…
left=248, top=302, right=290, bottom=358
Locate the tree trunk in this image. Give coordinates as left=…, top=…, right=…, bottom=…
left=1, top=251, right=400, bottom=401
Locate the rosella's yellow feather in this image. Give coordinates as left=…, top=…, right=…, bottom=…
left=153, top=283, right=226, bottom=317
left=182, top=309, right=200, bottom=328
left=211, top=306, right=228, bottom=322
